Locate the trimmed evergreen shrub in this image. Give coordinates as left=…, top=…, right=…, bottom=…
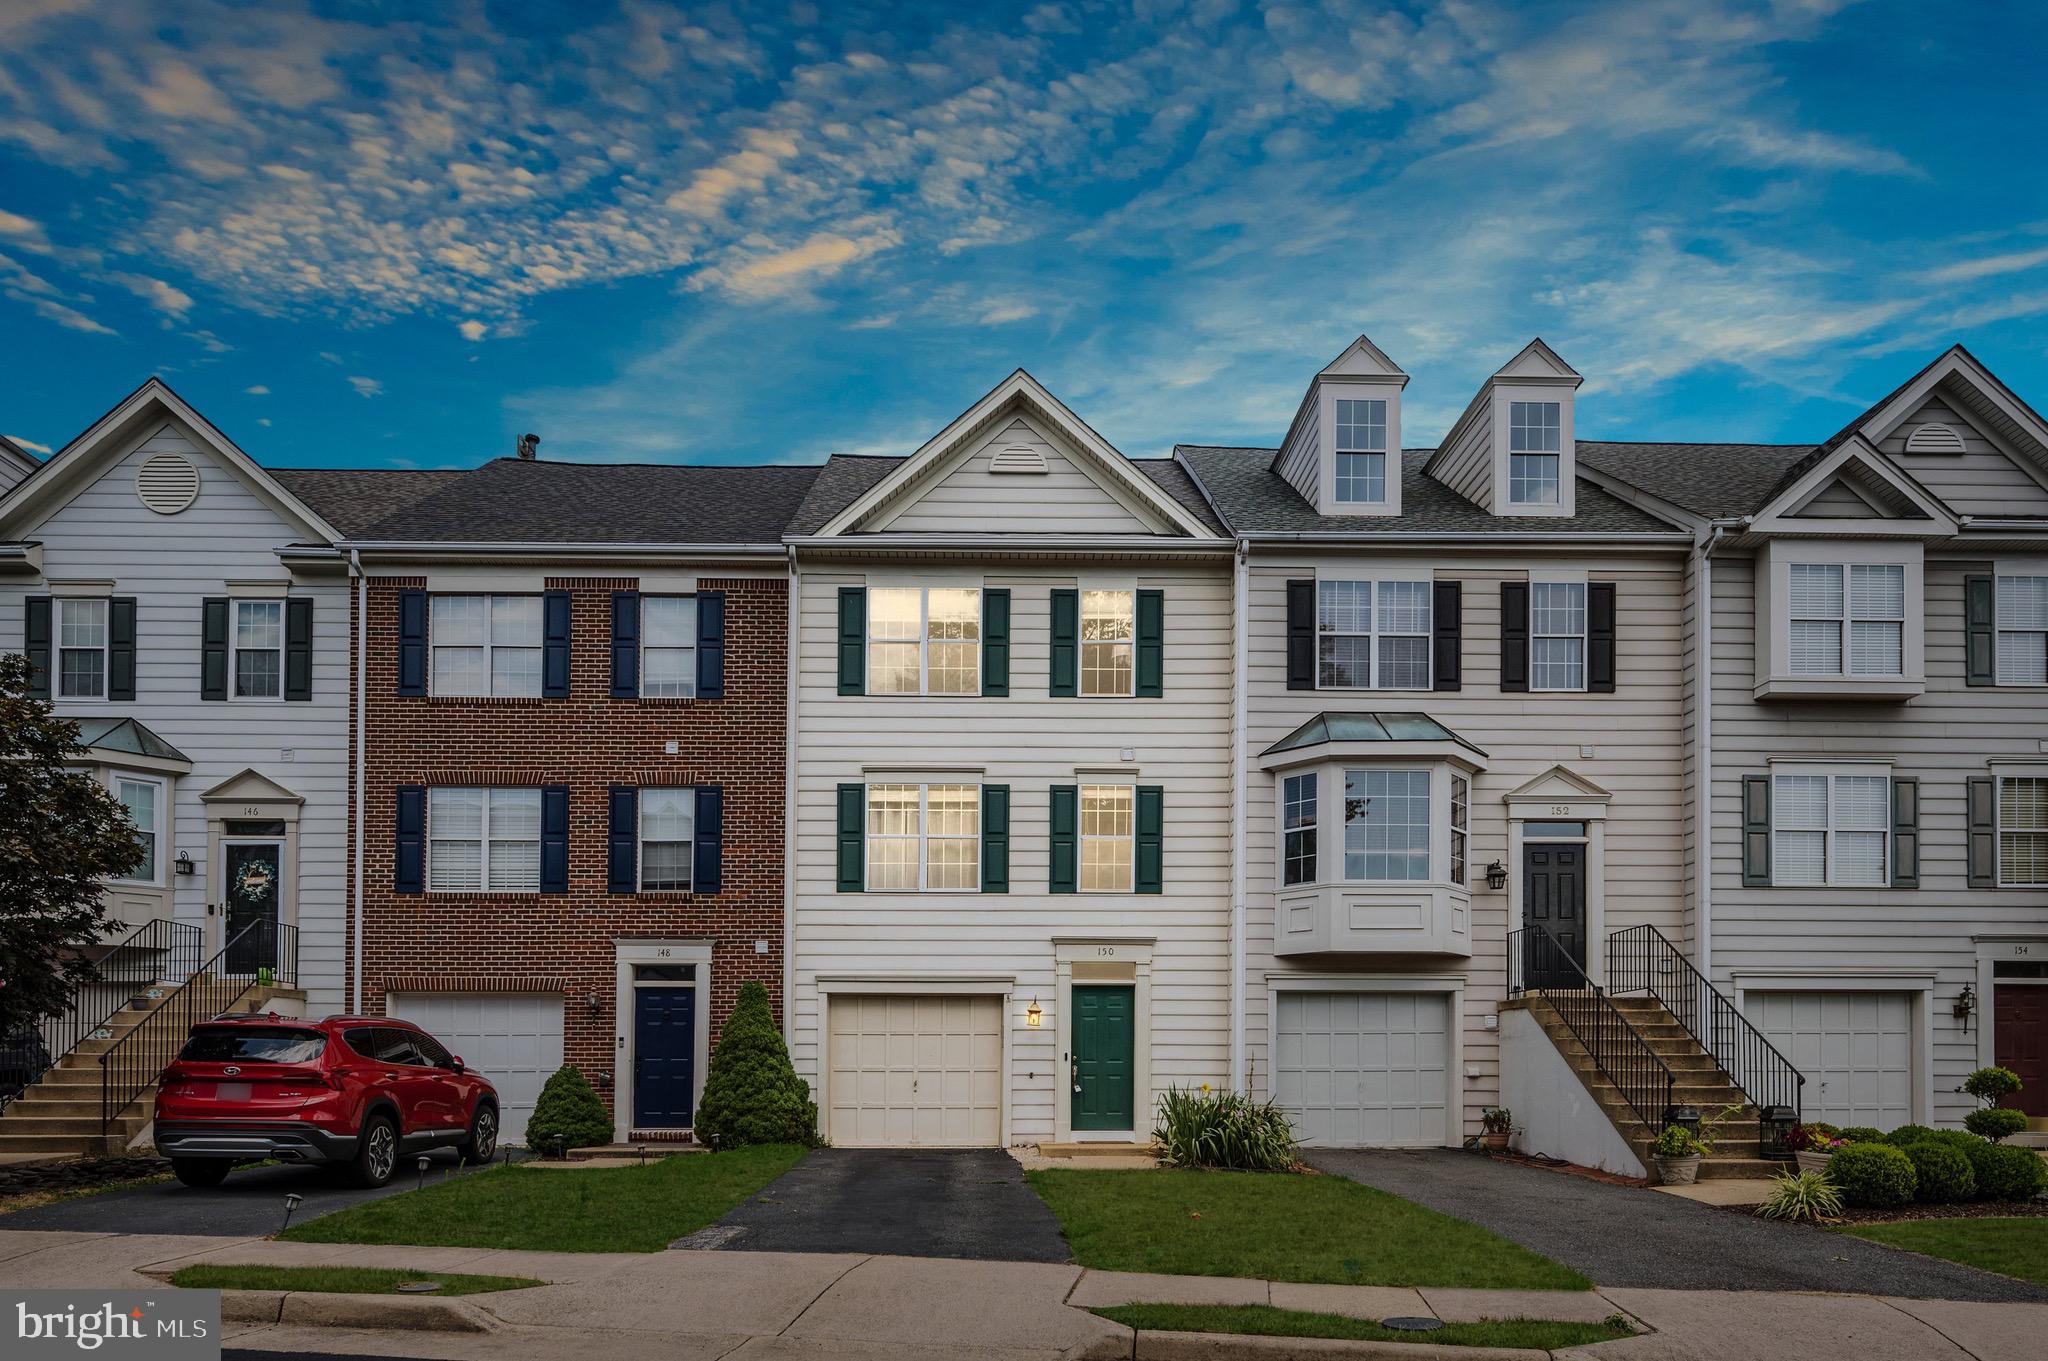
left=1901, top=1139, right=1976, bottom=1203
left=1829, top=1141, right=1916, bottom=1209
left=1967, top=1141, right=2048, bottom=1202
left=1883, top=1124, right=1937, bottom=1146
left=1964, top=1108, right=2029, bottom=1143
left=695, top=981, right=819, bottom=1150
left=1834, top=1126, right=1885, bottom=1145
left=524, top=1065, right=613, bottom=1156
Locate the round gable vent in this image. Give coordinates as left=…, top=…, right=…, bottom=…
left=136, top=452, right=200, bottom=514
left=1904, top=422, right=1966, bottom=454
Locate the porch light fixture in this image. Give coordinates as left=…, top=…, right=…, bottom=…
left=586, top=992, right=603, bottom=1017
left=1759, top=1106, right=1799, bottom=1161
left=1025, top=999, right=1043, bottom=1028
left=174, top=852, right=195, bottom=877
left=1953, top=983, right=1975, bottom=1033
left=1484, top=860, right=1507, bottom=892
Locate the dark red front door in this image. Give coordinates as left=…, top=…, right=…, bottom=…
left=1994, top=985, right=2048, bottom=1118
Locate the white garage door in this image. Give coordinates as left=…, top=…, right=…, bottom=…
left=1749, top=990, right=1913, bottom=1128
left=827, top=994, right=1002, bottom=1147
left=1274, top=991, right=1450, bottom=1148
left=388, top=993, right=565, bottom=1146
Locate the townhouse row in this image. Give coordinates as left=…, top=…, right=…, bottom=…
left=2, top=338, right=2044, bottom=1157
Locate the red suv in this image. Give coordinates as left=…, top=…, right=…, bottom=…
left=154, top=1013, right=499, bottom=1189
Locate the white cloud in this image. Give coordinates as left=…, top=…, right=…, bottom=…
left=457, top=319, right=487, bottom=341
left=978, top=302, right=1038, bottom=325
left=6, top=434, right=53, bottom=454
left=243, top=384, right=269, bottom=394
left=257, top=417, right=272, bottom=426
left=691, top=228, right=900, bottom=300
left=0, top=209, right=44, bottom=237
left=347, top=374, right=383, bottom=398
left=1921, top=246, right=2048, bottom=286
left=111, top=272, right=193, bottom=316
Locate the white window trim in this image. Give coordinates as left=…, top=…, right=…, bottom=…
left=1079, top=584, right=1138, bottom=698
left=641, top=594, right=699, bottom=700
left=1768, top=762, right=1893, bottom=888
left=866, top=782, right=982, bottom=894
left=229, top=598, right=286, bottom=703
left=1332, top=397, right=1388, bottom=506
left=1754, top=541, right=1924, bottom=696
left=55, top=596, right=111, bottom=703
left=110, top=771, right=166, bottom=887
left=1994, top=568, right=2048, bottom=688
left=1078, top=782, right=1136, bottom=894
left=429, top=594, right=545, bottom=699
left=1994, top=768, right=2048, bottom=888
left=1506, top=399, right=1563, bottom=507
left=1449, top=771, right=1469, bottom=889
left=1314, top=380, right=1404, bottom=517
left=867, top=585, right=983, bottom=697
left=1529, top=581, right=1587, bottom=692
left=1314, top=578, right=1433, bottom=692
left=427, top=786, right=543, bottom=894
left=637, top=788, right=696, bottom=893
left=1488, top=384, right=1575, bottom=518
left=1785, top=563, right=1906, bottom=679
left=1273, top=758, right=1476, bottom=892
left=1282, top=771, right=1318, bottom=887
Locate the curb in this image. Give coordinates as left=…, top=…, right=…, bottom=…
left=1131, top=1332, right=1542, bottom=1360
left=215, top=1288, right=494, bottom=1333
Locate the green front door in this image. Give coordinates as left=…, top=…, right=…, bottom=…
left=1072, top=986, right=1136, bottom=1131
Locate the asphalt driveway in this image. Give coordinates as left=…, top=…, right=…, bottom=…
left=0, top=1148, right=482, bottom=1238
left=680, top=1148, right=1070, bottom=1262
left=1310, top=1148, right=2048, bottom=1302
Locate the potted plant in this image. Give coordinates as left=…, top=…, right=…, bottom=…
left=1650, top=1123, right=1706, bottom=1184
left=1481, top=1106, right=1513, bottom=1153
left=1784, top=1121, right=1844, bottom=1176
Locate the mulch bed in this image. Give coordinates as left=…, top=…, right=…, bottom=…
left=1483, top=1149, right=1652, bottom=1188
left=1829, top=1200, right=2048, bottom=1225
left=0, top=1154, right=169, bottom=1197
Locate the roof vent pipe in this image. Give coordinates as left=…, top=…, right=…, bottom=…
left=516, top=433, right=540, bottom=460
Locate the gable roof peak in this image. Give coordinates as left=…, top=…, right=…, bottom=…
left=1493, top=337, right=1583, bottom=386
left=1318, top=335, right=1410, bottom=384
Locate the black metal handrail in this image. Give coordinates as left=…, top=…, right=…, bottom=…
left=1607, top=923, right=1803, bottom=1124
left=4, top=919, right=202, bottom=1102
left=1509, top=923, right=1676, bottom=1133
left=99, top=919, right=298, bottom=1131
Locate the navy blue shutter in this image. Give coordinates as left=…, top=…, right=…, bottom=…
left=397, top=589, right=428, bottom=696
left=542, top=591, right=572, bottom=698
left=694, top=786, right=724, bottom=893
left=107, top=598, right=137, bottom=702
left=611, top=591, right=640, bottom=698
left=284, top=597, right=314, bottom=701
left=23, top=597, right=51, bottom=698
left=608, top=786, right=638, bottom=894
left=540, top=785, right=570, bottom=893
left=201, top=597, right=229, bottom=701
left=394, top=786, right=426, bottom=894
left=696, top=592, right=726, bottom=699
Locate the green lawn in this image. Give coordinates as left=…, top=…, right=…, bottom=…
left=1839, top=1219, right=2048, bottom=1287
left=1093, top=1304, right=1630, bottom=1349
left=281, top=1144, right=804, bottom=1253
left=1027, top=1168, right=1590, bottom=1290
left=168, top=1265, right=541, bottom=1296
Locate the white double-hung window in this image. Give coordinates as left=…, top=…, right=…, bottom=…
left=1079, top=784, right=1135, bottom=891
left=1333, top=399, right=1387, bottom=505
left=427, top=787, right=542, bottom=892
left=1508, top=401, right=1561, bottom=505
left=1998, top=775, right=2048, bottom=887
left=1081, top=589, right=1136, bottom=696
left=1995, top=574, right=2048, bottom=685
left=1771, top=768, right=1889, bottom=886
left=867, top=587, right=980, bottom=695
left=233, top=600, right=284, bottom=699
left=639, top=788, right=696, bottom=890
left=866, top=783, right=980, bottom=890
left=113, top=775, right=164, bottom=884
left=1530, top=583, right=1586, bottom=691
left=57, top=597, right=109, bottom=699
left=431, top=595, right=543, bottom=697
left=1317, top=580, right=1430, bottom=689
left=1788, top=564, right=1904, bottom=677
left=1343, top=768, right=1432, bottom=881
left=641, top=597, right=698, bottom=698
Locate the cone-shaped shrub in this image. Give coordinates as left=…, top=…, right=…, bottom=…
left=695, top=982, right=818, bottom=1150
left=524, top=1064, right=613, bottom=1156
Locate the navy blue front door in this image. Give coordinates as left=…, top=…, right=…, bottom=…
left=633, top=987, right=696, bottom=1128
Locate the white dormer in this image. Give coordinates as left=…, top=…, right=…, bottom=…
left=1426, top=339, right=1582, bottom=518
left=1272, top=336, right=1409, bottom=517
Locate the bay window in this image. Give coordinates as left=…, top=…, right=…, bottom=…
left=113, top=775, right=163, bottom=884
left=1343, top=768, right=1431, bottom=881
left=1317, top=580, right=1431, bottom=689
left=866, top=782, right=980, bottom=890
left=1282, top=773, right=1317, bottom=886
left=1788, top=564, right=1904, bottom=677
left=868, top=587, right=981, bottom=696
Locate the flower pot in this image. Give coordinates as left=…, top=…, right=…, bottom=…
left=1795, top=1149, right=1834, bottom=1177
left=1654, top=1154, right=1702, bottom=1185
left=1484, top=1131, right=1510, bottom=1152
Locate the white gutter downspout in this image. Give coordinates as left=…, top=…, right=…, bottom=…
left=349, top=549, right=367, bottom=1014
left=1695, top=525, right=1730, bottom=981
left=782, top=544, right=800, bottom=1047
left=1229, top=537, right=1249, bottom=1093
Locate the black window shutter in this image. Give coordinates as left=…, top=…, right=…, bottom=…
left=694, top=786, right=723, bottom=894
left=542, top=590, right=572, bottom=698
left=1588, top=582, right=1617, bottom=694
left=397, top=589, right=428, bottom=697
left=394, top=785, right=426, bottom=894
left=1968, top=776, right=1996, bottom=888
left=981, top=784, right=1009, bottom=892
left=608, top=786, right=638, bottom=894
left=1500, top=582, right=1530, bottom=693
left=982, top=589, right=1010, bottom=697
left=1136, top=589, right=1165, bottom=697
left=836, top=783, right=865, bottom=891
left=1049, top=589, right=1079, bottom=696
left=1049, top=784, right=1078, bottom=892
left=1431, top=581, right=1461, bottom=692
left=284, top=597, right=313, bottom=701
left=610, top=591, right=640, bottom=698
left=1741, top=774, right=1771, bottom=886
left=1891, top=777, right=1919, bottom=888
left=23, top=596, right=51, bottom=698
left=1136, top=785, right=1164, bottom=894
left=696, top=591, right=726, bottom=699
left=837, top=588, right=866, bottom=696
left=1286, top=579, right=1316, bottom=690
left=1965, top=574, right=1995, bottom=686
left=108, top=597, right=137, bottom=702
left=540, top=785, right=570, bottom=893
left=201, top=597, right=230, bottom=701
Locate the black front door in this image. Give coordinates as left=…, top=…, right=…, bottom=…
left=633, top=987, right=696, bottom=1128
left=222, top=841, right=282, bottom=975
left=1523, top=842, right=1586, bottom=987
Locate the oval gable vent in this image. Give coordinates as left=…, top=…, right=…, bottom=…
left=135, top=451, right=200, bottom=514
left=1904, top=422, right=1966, bottom=454
left=989, top=443, right=1049, bottom=474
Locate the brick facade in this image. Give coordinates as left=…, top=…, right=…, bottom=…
left=352, top=572, right=786, bottom=1126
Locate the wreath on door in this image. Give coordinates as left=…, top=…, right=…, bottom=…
left=232, top=860, right=276, bottom=905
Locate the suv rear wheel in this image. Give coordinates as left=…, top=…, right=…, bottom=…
left=171, top=1158, right=231, bottom=1188
left=349, top=1113, right=399, bottom=1188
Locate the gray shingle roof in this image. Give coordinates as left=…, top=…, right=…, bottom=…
left=270, top=469, right=467, bottom=536
left=785, top=453, right=1229, bottom=537
left=1573, top=442, right=1813, bottom=520
left=351, top=458, right=822, bottom=545
left=1177, top=447, right=1684, bottom=535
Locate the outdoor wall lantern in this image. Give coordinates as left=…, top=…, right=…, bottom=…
left=1025, top=998, right=1043, bottom=1028
left=1759, top=1105, right=1798, bottom=1161
left=174, top=852, right=195, bottom=876
left=1664, top=1105, right=1701, bottom=1140
left=1485, top=860, right=1507, bottom=892
left=1953, top=983, right=1975, bottom=1033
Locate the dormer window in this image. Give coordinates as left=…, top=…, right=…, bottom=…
left=1508, top=401, right=1561, bottom=505
left=1334, top=399, right=1387, bottom=505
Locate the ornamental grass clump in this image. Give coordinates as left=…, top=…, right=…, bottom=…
left=695, top=981, right=819, bottom=1150
left=1754, top=1169, right=1843, bottom=1224
left=1828, top=1141, right=1916, bottom=1209
left=524, top=1065, right=613, bottom=1157
left=1154, top=1085, right=1298, bottom=1172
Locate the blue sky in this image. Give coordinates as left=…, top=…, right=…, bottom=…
left=2, top=0, right=2046, bottom=470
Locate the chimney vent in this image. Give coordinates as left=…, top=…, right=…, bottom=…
left=516, top=433, right=540, bottom=460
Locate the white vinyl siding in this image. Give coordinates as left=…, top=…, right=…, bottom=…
left=1317, top=580, right=1430, bottom=689
left=1507, top=401, right=1561, bottom=505
left=641, top=596, right=697, bottom=699
left=430, top=595, right=542, bottom=697
left=1274, top=991, right=1450, bottom=1148
left=1080, top=784, right=1135, bottom=891
left=113, top=775, right=163, bottom=885
left=866, top=783, right=979, bottom=892
left=428, top=787, right=542, bottom=893
left=232, top=599, right=284, bottom=699
left=1530, top=582, right=1586, bottom=691
left=868, top=586, right=981, bottom=696
left=638, top=788, right=695, bottom=892
left=1788, top=563, right=1904, bottom=677
left=1343, top=768, right=1431, bottom=882
left=1771, top=770, right=1888, bottom=887
left=1995, top=574, right=2048, bottom=685
left=876, top=417, right=1154, bottom=535
left=1333, top=398, right=1386, bottom=505
left=57, top=596, right=108, bottom=699
left=1080, top=588, right=1135, bottom=696
left=1998, top=776, right=2048, bottom=887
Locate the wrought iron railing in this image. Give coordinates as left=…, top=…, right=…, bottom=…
left=1607, top=923, right=1803, bottom=1130
left=99, top=919, right=298, bottom=1132
left=1509, top=923, right=1676, bottom=1133
left=3, top=920, right=202, bottom=1102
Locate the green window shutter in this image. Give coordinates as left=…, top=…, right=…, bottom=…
left=1135, top=785, right=1164, bottom=894
left=836, top=783, right=865, bottom=891
left=1891, top=777, right=1919, bottom=888
left=1968, top=776, right=1997, bottom=888
left=1741, top=774, right=1771, bottom=886
left=981, top=784, right=1009, bottom=892
left=1049, top=589, right=1078, bottom=697
left=1965, top=574, right=1995, bottom=686
left=1135, top=589, right=1164, bottom=697
left=982, top=589, right=1010, bottom=696
left=1049, top=784, right=1078, bottom=892
left=837, top=587, right=866, bottom=695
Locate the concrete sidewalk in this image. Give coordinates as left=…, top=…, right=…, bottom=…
left=3, top=1228, right=2047, bottom=1359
